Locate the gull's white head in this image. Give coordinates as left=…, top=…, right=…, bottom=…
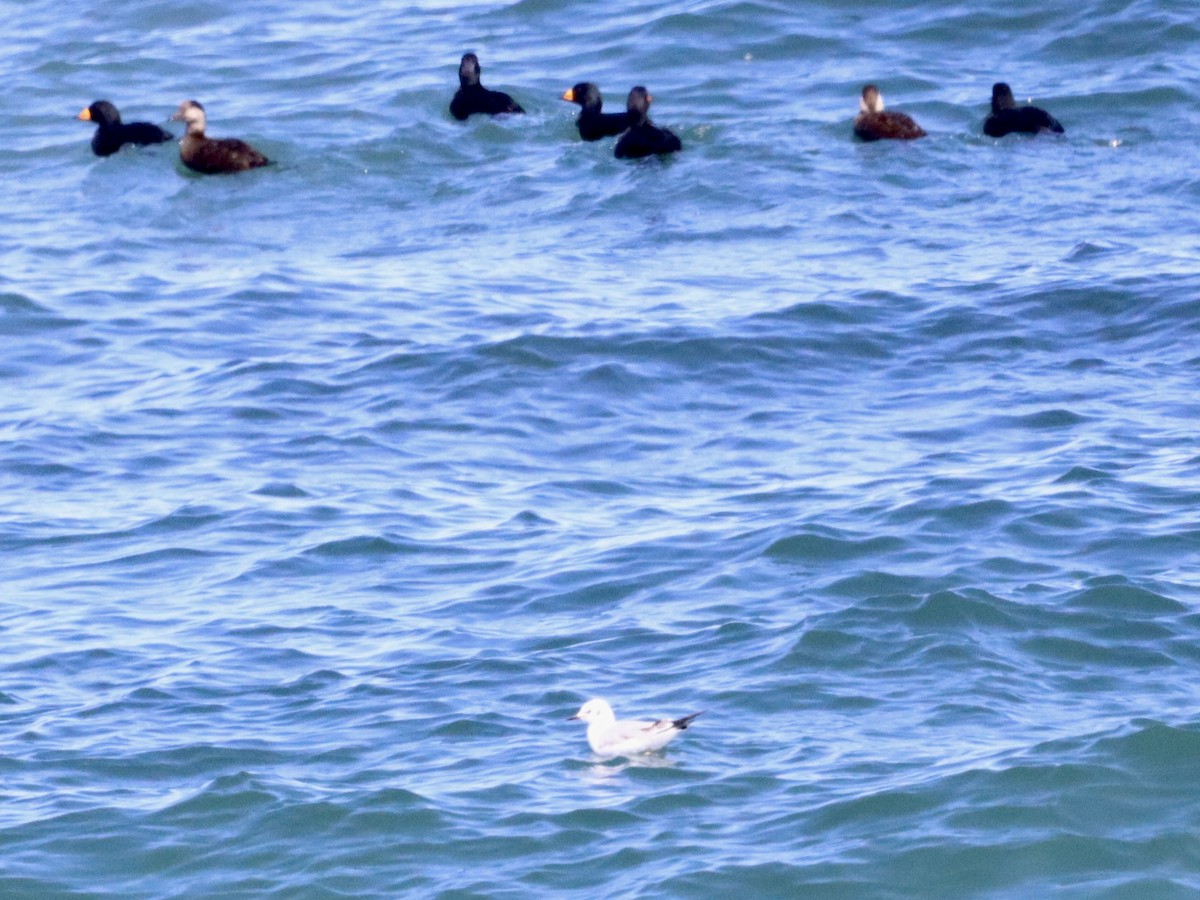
left=569, top=698, right=615, bottom=725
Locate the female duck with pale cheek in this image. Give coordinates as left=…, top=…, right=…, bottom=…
left=170, top=100, right=270, bottom=174
left=853, top=84, right=926, bottom=142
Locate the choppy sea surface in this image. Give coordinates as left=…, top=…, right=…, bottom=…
left=4, top=0, right=1200, bottom=896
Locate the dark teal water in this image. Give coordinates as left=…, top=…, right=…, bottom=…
left=4, top=0, right=1200, bottom=896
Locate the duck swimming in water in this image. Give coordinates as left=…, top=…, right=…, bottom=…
left=853, top=85, right=926, bottom=141
left=77, top=100, right=172, bottom=157
left=983, top=83, right=1064, bottom=137
left=450, top=53, right=525, bottom=120
left=169, top=100, right=270, bottom=174
left=614, top=86, right=682, bottom=159
left=562, top=82, right=632, bottom=141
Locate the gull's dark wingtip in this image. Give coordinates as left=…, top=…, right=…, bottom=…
left=676, top=710, right=700, bottom=734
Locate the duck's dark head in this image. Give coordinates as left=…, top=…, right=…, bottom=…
left=78, top=100, right=120, bottom=126
left=991, top=82, right=1016, bottom=112
left=625, top=85, right=652, bottom=125
left=562, top=82, right=602, bottom=111
left=459, top=53, right=481, bottom=88
left=561, top=81, right=600, bottom=111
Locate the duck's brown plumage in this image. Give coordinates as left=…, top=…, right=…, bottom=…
left=853, top=85, right=926, bottom=142
left=170, top=100, right=270, bottom=174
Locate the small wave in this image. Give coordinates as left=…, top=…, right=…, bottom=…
left=765, top=529, right=906, bottom=563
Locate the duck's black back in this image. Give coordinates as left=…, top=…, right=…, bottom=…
left=578, top=108, right=633, bottom=141
left=451, top=84, right=524, bottom=120
left=984, top=106, right=1064, bottom=137
left=614, top=123, right=682, bottom=159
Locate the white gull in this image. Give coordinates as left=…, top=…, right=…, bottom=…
left=569, top=698, right=703, bottom=758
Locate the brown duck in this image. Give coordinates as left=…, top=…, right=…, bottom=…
left=853, top=85, right=926, bottom=142
left=170, top=100, right=270, bottom=174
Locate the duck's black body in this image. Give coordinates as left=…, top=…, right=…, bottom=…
left=78, top=100, right=172, bottom=157
left=562, top=82, right=632, bottom=141
left=983, top=83, right=1064, bottom=137
left=450, top=53, right=524, bottom=120
left=614, top=86, right=682, bottom=159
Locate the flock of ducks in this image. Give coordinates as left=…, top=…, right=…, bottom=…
left=73, top=60, right=1063, bottom=762
left=449, top=53, right=683, bottom=158
left=76, top=53, right=1067, bottom=174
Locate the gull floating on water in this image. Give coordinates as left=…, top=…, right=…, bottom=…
left=569, top=698, right=703, bottom=758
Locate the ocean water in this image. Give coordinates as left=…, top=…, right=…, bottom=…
left=3, top=0, right=1200, bottom=896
